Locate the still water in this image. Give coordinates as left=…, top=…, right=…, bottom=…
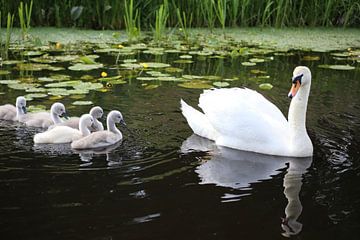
left=0, top=45, right=359, bottom=239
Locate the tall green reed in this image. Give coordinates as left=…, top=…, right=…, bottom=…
left=154, top=0, right=169, bottom=42
left=124, top=0, right=140, bottom=42
left=18, top=0, right=33, bottom=40
left=1, top=13, right=15, bottom=59
left=215, top=0, right=226, bottom=30
left=175, top=7, right=192, bottom=42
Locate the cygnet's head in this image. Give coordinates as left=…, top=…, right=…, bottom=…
left=90, top=106, right=103, bottom=119
left=79, top=114, right=94, bottom=128
left=16, top=96, right=27, bottom=114
left=288, top=66, right=312, bottom=99
left=51, top=102, right=68, bottom=118
left=108, top=110, right=126, bottom=125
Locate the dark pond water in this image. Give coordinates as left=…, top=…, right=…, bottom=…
left=0, top=44, right=360, bottom=239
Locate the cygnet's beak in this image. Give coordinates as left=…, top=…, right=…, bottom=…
left=61, top=112, right=69, bottom=119
left=22, top=106, right=27, bottom=114
left=120, top=119, right=126, bottom=126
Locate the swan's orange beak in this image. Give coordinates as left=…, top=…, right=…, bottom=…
left=288, top=81, right=301, bottom=99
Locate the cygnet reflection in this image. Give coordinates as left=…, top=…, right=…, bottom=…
left=73, top=140, right=123, bottom=167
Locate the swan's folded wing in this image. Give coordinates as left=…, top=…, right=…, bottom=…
left=71, top=131, right=121, bottom=149
left=199, top=88, right=289, bottom=149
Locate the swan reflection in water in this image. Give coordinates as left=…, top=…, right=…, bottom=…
left=181, top=134, right=312, bottom=237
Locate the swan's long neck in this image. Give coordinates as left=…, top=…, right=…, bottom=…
left=288, top=83, right=310, bottom=140
left=51, top=112, right=62, bottom=124
left=79, top=121, right=91, bottom=137
left=16, top=106, right=25, bottom=120
left=107, top=118, right=121, bottom=135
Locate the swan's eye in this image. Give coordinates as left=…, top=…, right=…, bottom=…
left=292, top=74, right=303, bottom=84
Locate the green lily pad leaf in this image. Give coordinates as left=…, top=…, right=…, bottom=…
left=73, top=82, right=103, bottom=90
left=259, top=83, right=273, bottom=90
left=7, top=83, right=40, bottom=90
left=23, top=51, right=44, bottom=56
left=146, top=71, right=170, bottom=77
left=250, top=69, right=267, bottom=74
left=80, top=75, right=94, bottom=80
left=180, top=55, right=192, bottom=59
left=213, top=82, right=230, bottom=87
left=50, top=74, right=71, bottom=81
left=173, top=59, right=193, bottom=64
left=0, top=70, right=11, bottom=75
left=31, top=56, right=57, bottom=63
left=0, top=80, right=20, bottom=84
left=53, top=55, right=79, bottom=62
left=72, top=100, right=93, bottom=106
left=144, top=84, right=159, bottom=90
left=257, top=75, right=271, bottom=79
left=330, top=52, right=349, bottom=57
left=120, top=63, right=142, bottom=69
left=16, top=63, right=52, bottom=71
left=183, top=75, right=203, bottom=80
left=318, top=64, right=355, bottom=70
left=157, top=76, right=185, bottom=82
left=302, top=55, right=320, bottom=61
left=47, top=88, right=70, bottom=96
left=249, top=58, right=265, bottom=63
left=27, top=105, right=47, bottom=112
left=140, top=62, right=171, bottom=68
left=98, top=75, right=122, bottom=81
left=47, top=66, right=65, bottom=71
left=25, top=93, right=48, bottom=99
left=68, top=63, right=103, bottom=71
left=123, top=59, right=137, bottom=63
left=25, top=87, right=47, bottom=93
left=204, top=75, right=221, bottom=81
left=165, top=49, right=182, bottom=53
left=45, top=81, right=83, bottom=88
left=241, top=62, right=256, bottom=66
left=2, top=60, right=23, bottom=65
left=164, top=67, right=183, bottom=73
left=95, top=48, right=120, bottom=53
left=178, top=81, right=212, bottom=89
left=143, top=48, right=165, bottom=55
left=137, top=77, right=158, bottom=81
left=79, top=56, right=96, bottom=64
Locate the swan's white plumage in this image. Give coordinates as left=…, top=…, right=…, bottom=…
left=48, top=106, right=104, bottom=131
left=20, top=102, right=66, bottom=128
left=34, top=126, right=84, bottom=144
left=71, top=110, right=124, bottom=149
left=181, top=66, right=313, bottom=157
left=0, top=104, right=16, bottom=121
left=34, top=114, right=93, bottom=144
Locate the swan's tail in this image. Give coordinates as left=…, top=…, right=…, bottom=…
left=180, top=99, right=218, bottom=141
left=33, top=132, right=50, bottom=144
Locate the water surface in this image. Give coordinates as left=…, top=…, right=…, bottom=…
left=0, top=44, right=359, bottom=239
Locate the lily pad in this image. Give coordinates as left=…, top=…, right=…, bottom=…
left=0, top=80, right=20, bottom=84
left=140, top=62, right=171, bottom=68
left=79, top=56, right=96, bottom=64
left=180, top=55, right=192, bottom=59
left=53, top=55, right=79, bottom=62
left=2, top=60, right=23, bottom=65
left=25, top=87, right=47, bottom=93
left=241, top=62, right=256, bottom=66
left=68, top=63, right=103, bottom=71
left=178, top=81, right=212, bottom=89
left=318, top=64, right=355, bottom=70
left=0, top=70, right=11, bottom=75
left=25, top=93, right=48, bottom=99
left=7, top=83, right=40, bottom=90
left=213, top=82, right=230, bottom=87
left=23, top=51, right=44, bottom=56
left=16, top=63, right=52, bottom=71
left=137, top=77, right=158, bottom=81
left=123, top=59, right=137, bottom=63
left=120, top=63, right=142, bottom=69
left=259, top=83, right=273, bottom=90
left=250, top=69, right=267, bottom=74
left=144, top=84, right=159, bottom=90
left=72, top=101, right=93, bottom=106
left=164, top=67, right=183, bottom=73
left=249, top=58, right=265, bottom=63
left=173, top=59, right=193, bottom=64
left=302, top=55, right=320, bottom=61
left=47, top=88, right=71, bottom=96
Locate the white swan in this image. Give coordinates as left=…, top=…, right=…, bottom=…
left=71, top=110, right=125, bottom=149
left=180, top=66, right=313, bottom=157
left=48, top=106, right=104, bottom=131
left=33, top=114, right=94, bottom=144
left=19, top=102, right=68, bottom=128
left=0, top=96, right=27, bottom=121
